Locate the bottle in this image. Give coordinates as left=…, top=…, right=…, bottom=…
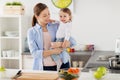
left=24, top=38, right=30, bottom=52
left=115, top=38, right=120, bottom=55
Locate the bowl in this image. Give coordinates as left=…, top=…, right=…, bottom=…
left=4, top=31, right=18, bottom=37
left=58, top=68, right=80, bottom=80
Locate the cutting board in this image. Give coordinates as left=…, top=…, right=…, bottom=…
left=16, top=72, right=58, bottom=80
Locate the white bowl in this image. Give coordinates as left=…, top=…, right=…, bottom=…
left=4, top=31, right=18, bottom=37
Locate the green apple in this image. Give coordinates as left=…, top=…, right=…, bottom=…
left=0, top=66, right=6, bottom=71
left=94, top=71, right=103, bottom=80
left=52, top=0, right=72, bottom=8
left=97, top=66, right=107, bottom=76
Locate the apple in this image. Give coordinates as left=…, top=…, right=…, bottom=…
left=94, top=71, right=103, bottom=79
left=67, top=48, right=71, bottom=52
left=97, top=66, right=107, bottom=76
left=70, top=48, right=75, bottom=52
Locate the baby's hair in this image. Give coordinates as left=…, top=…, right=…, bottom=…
left=60, top=8, right=72, bottom=21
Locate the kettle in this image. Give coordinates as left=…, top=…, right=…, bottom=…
left=109, top=55, right=120, bottom=70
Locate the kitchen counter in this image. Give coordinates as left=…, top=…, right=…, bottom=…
left=22, top=51, right=120, bottom=73
left=0, top=69, right=58, bottom=80
left=84, top=51, right=120, bottom=73
left=1, top=69, right=120, bottom=80
left=85, top=51, right=115, bottom=68
left=22, top=51, right=93, bottom=55
left=22, top=51, right=93, bottom=68
left=79, top=72, right=120, bottom=80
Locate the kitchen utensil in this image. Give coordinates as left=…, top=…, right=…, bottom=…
left=2, top=51, right=7, bottom=57
left=72, top=61, right=78, bottom=68
left=4, top=31, right=18, bottom=37
left=78, top=61, right=83, bottom=68
left=85, top=44, right=94, bottom=51
left=12, top=70, right=22, bottom=79
left=115, top=38, right=120, bottom=55
left=109, top=55, right=120, bottom=70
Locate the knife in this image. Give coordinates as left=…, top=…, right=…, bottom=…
left=12, top=70, right=22, bottom=79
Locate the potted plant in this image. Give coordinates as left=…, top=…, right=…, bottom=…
left=4, top=1, right=24, bottom=15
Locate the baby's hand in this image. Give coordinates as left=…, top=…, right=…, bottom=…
left=62, top=40, right=70, bottom=48
left=52, top=48, right=63, bottom=55
left=49, top=19, right=55, bottom=23
left=62, top=40, right=67, bottom=48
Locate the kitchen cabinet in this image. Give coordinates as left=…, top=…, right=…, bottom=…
left=22, top=51, right=92, bottom=69
left=0, top=15, right=28, bottom=69
left=70, top=51, right=92, bottom=68
left=22, top=54, right=33, bottom=70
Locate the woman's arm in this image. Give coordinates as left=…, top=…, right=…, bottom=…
left=43, top=48, right=63, bottom=57
left=27, top=29, right=44, bottom=59
left=51, top=42, right=62, bottom=48
left=27, top=28, right=63, bottom=58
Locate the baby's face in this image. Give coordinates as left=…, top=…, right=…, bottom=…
left=59, top=11, right=70, bottom=23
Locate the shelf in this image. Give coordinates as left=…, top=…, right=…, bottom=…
left=0, top=15, right=27, bottom=69
left=1, top=57, right=19, bottom=59
left=0, top=36, right=19, bottom=39
left=0, top=15, right=22, bottom=18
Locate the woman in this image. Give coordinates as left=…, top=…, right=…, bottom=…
left=27, top=3, right=76, bottom=71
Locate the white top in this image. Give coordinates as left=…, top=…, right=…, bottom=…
left=56, top=22, right=72, bottom=40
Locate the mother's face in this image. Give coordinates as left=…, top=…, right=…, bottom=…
left=37, top=8, right=50, bottom=25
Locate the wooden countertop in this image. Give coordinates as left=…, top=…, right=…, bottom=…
left=16, top=72, right=58, bottom=80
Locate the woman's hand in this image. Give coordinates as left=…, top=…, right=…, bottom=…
left=43, top=48, right=63, bottom=57
left=52, top=48, right=63, bottom=55
left=51, top=42, right=62, bottom=48
left=62, top=40, right=70, bottom=48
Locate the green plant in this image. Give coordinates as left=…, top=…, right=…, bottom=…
left=5, top=2, right=22, bottom=6
left=6, top=2, right=12, bottom=6
left=12, top=1, right=22, bottom=6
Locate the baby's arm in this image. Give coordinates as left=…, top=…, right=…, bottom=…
left=62, top=23, right=72, bottom=48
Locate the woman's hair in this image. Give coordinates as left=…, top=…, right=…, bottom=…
left=32, top=3, right=48, bottom=26
left=60, top=8, right=72, bottom=21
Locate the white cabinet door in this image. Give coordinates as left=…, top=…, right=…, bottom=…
left=22, top=55, right=33, bottom=70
